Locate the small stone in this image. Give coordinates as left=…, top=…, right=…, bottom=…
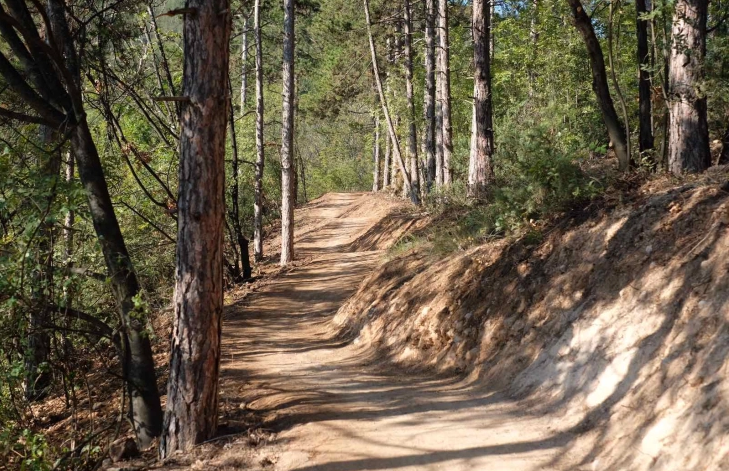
left=109, top=437, right=139, bottom=463
left=645, top=244, right=653, bottom=254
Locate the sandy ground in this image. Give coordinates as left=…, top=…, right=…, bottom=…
left=221, top=193, right=577, bottom=471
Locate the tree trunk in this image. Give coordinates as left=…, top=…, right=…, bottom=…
left=607, top=0, right=632, bottom=166
left=280, top=0, right=296, bottom=265
left=636, top=0, right=654, bottom=157
left=566, top=0, right=630, bottom=171
left=72, top=120, right=162, bottom=448
left=468, top=0, right=495, bottom=199
left=423, top=0, right=437, bottom=190
left=24, top=126, right=59, bottom=402
left=253, top=0, right=265, bottom=262
left=383, top=117, right=392, bottom=187
left=719, top=125, right=729, bottom=165
left=228, top=77, right=252, bottom=280
left=437, top=0, right=453, bottom=185
left=240, top=16, right=249, bottom=117
left=667, top=0, right=710, bottom=174
left=364, top=0, right=419, bottom=205
left=373, top=112, right=381, bottom=192
left=160, top=0, right=231, bottom=456
left=404, top=0, right=420, bottom=198
left=528, top=0, right=539, bottom=98
left=299, top=150, right=308, bottom=202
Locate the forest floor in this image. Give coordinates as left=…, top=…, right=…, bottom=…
left=154, top=192, right=585, bottom=471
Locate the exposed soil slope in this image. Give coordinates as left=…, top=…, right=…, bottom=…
left=335, top=175, right=729, bottom=471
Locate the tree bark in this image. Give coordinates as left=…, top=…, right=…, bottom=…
left=468, top=0, right=495, bottom=199
left=607, top=0, right=632, bottom=166
left=240, top=16, right=249, bottom=117
left=566, top=0, right=630, bottom=171
left=528, top=0, right=539, bottom=98
left=228, top=77, right=252, bottom=281
left=364, top=0, right=419, bottom=205
left=253, top=0, right=265, bottom=262
left=437, top=0, right=453, bottom=185
left=280, top=0, right=296, bottom=265
left=24, top=126, right=59, bottom=402
left=160, top=0, right=231, bottom=456
left=383, top=116, right=392, bottom=187
left=667, top=0, right=710, bottom=174
left=636, top=0, right=655, bottom=157
left=423, top=0, right=437, bottom=190
left=373, top=112, right=381, bottom=192
left=403, top=0, right=420, bottom=198
left=73, top=120, right=163, bottom=448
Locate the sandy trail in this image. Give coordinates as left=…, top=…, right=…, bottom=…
left=221, top=193, right=574, bottom=471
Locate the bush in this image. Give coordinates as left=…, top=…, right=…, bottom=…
left=491, top=125, right=600, bottom=232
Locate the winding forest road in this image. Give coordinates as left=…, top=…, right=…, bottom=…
left=220, top=193, right=573, bottom=471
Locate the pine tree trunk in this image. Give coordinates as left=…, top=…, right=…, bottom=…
left=373, top=112, right=381, bottom=191
left=383, top=117, right=392, bottom=187
left=528, top=0, right=539, bottom=98
left=667, top=0, right=710, bottom=174
left=404, top=0, right=420, bottom=198
left=72, top=119, right=162, bottom=448
left=423, top=0, right=437, bottom=190
left=160, top=0, right=231, bottom=456
left=567, top=0, right=630, bottom=171
left=468, top=0, right=495, bottom=199
left=636, top=0, right=654, bottom=157
left=253, top=0, right=265, bottom=262
left=437, top=0, right=453, bottom=185
left=228, top=77, right=252, bottom=280
left=280, top=0, right=296, bottom=265
left=364, top=0, right=419, bottom=205
left=25, top=126, right=59, bottom=401
left=240, top=16, right=249, bottom=118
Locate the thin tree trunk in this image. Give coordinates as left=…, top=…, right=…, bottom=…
left=636, top=0, right=654, bottom=158
left=240, top=16, right=249, bottom=117
left=73, top=120, right=162, bottom=448
left=148, top=3, right=178, bottom=117
left=566, top=0, right=630, bottom=171
left=364, top=0, right=419, bottom=205
left=608, top=0, right=632, bottom=167
left=528, top=0, right=539, bottom=98
left=373, top=112, right=381, bottom=192
left=364, top=0, right=420, bottom=205
left=404, top=0, right=420, bottom=198
left=299, top=149, right=308, bottom=202
left=160, top=0, right=231, bottom=456
left=25, top=126, right=59, bottom=401
left=719, top=125, right=729, bottom=165
left=253, top=0, right=265, bottom=262
left=423, top=0, right=436, bottom=190
left=437, top=0, right=453, bottom=185
left=62, top=151, right=74, bottom=309
left=228, top=77, right=252, bottom=280
left=383, top=116, right=392, bottom=187
left=667, top=0, right=710, bottom=174
left=468, top=0, right=495, bottom=199
left=280, top=0, right=296, bottom=265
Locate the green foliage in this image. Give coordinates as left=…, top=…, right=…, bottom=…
left=492, top=126, right=600, bottom=231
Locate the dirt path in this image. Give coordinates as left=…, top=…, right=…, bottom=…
left=220, top=193, right=576, bottom=471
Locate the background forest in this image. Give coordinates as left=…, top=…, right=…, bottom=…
left=0, top=0, right=728, bottom=467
